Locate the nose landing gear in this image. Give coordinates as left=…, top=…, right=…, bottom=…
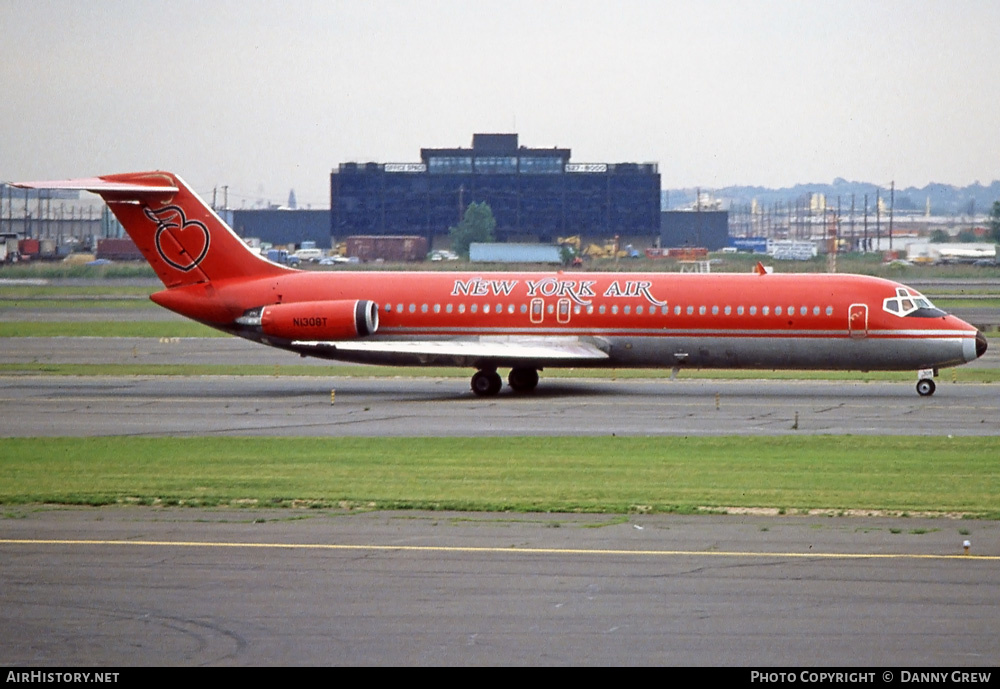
left=916, top=368, right=937, bottom=397
left=916, top=378, right=936, bottom=397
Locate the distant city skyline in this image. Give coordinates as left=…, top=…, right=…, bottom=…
left=2, top=1, right=998, bottom=209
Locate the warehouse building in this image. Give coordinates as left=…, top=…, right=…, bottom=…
left=660, top=210, right=730, bottom=251
left=330, top=133, right=661, bottom=245
left=230, top=209, right=331, bottom=249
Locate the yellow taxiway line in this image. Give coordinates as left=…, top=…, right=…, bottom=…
left=1, top=538, right=995, bottom=560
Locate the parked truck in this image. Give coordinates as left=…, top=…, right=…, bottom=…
left=0, top=233, right=20, bottom=263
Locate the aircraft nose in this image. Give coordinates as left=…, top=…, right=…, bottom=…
left=976, top=330, right=988, bottom=360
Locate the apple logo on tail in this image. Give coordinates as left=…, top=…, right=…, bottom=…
left=145, top=205, right=210, bottom=271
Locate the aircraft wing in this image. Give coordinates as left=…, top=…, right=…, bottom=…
left=291, top=336, right=610, bottom=368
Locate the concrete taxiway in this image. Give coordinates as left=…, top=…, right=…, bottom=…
left=1, top=336, right=997, bottom=437
left=1, top=373, right=999, bottom=437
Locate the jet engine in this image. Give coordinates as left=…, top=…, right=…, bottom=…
left=254, top=300, right=379, bottom=340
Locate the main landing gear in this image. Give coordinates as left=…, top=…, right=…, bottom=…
left=470, top=367, right=539, bottom=397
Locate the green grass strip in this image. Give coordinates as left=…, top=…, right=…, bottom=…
left=934, top=298, right=1000, bottom=309
left=0, top=299, right=159, bottom=309
left=0, top=285, right=155, bottom=298
left=0, top=322, right=225, bottom=337
left=1, top=436, right=998, bottom=516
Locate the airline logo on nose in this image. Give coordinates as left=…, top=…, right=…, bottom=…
left=145, top=205, right=210, bottom=271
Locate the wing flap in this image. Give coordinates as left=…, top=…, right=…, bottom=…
left=291, top=337, right=610, bottom=367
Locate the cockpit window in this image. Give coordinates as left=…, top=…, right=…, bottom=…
left=883, top=288, right=945, bottom=318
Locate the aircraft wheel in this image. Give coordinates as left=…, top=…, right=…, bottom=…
left=916, top=378, right=936, bottom=397
left=471, top=369, right=502, bottom=397
left=508, top=367, right=539, bottom=393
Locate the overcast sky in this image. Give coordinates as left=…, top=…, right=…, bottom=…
left=2, top=0, right=997, bottom=208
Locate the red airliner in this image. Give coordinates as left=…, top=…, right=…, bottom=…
left=15, top=171, right=987, bottom=396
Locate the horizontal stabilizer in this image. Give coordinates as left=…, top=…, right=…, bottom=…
left=12, top=177, right=179, bottom=195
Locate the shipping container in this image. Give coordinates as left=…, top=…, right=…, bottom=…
left=96, top=238, right=144, bottom=261
left=18, top=238, right=40, bottom=258
left=345, top=235, right=428, bottom=262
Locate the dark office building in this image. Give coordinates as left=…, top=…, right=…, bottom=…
left=330, top=133, right=661, bottom=243
left=660, top=210, right=730, bottom=250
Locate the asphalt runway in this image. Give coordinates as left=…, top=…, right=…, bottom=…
left=2, top=507, right=998, bottom=666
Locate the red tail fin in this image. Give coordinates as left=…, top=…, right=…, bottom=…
left=13, top=171, right=290, bottom=287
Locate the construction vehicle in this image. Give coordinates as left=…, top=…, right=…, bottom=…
left=583, top=236, right=639, bottom=260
